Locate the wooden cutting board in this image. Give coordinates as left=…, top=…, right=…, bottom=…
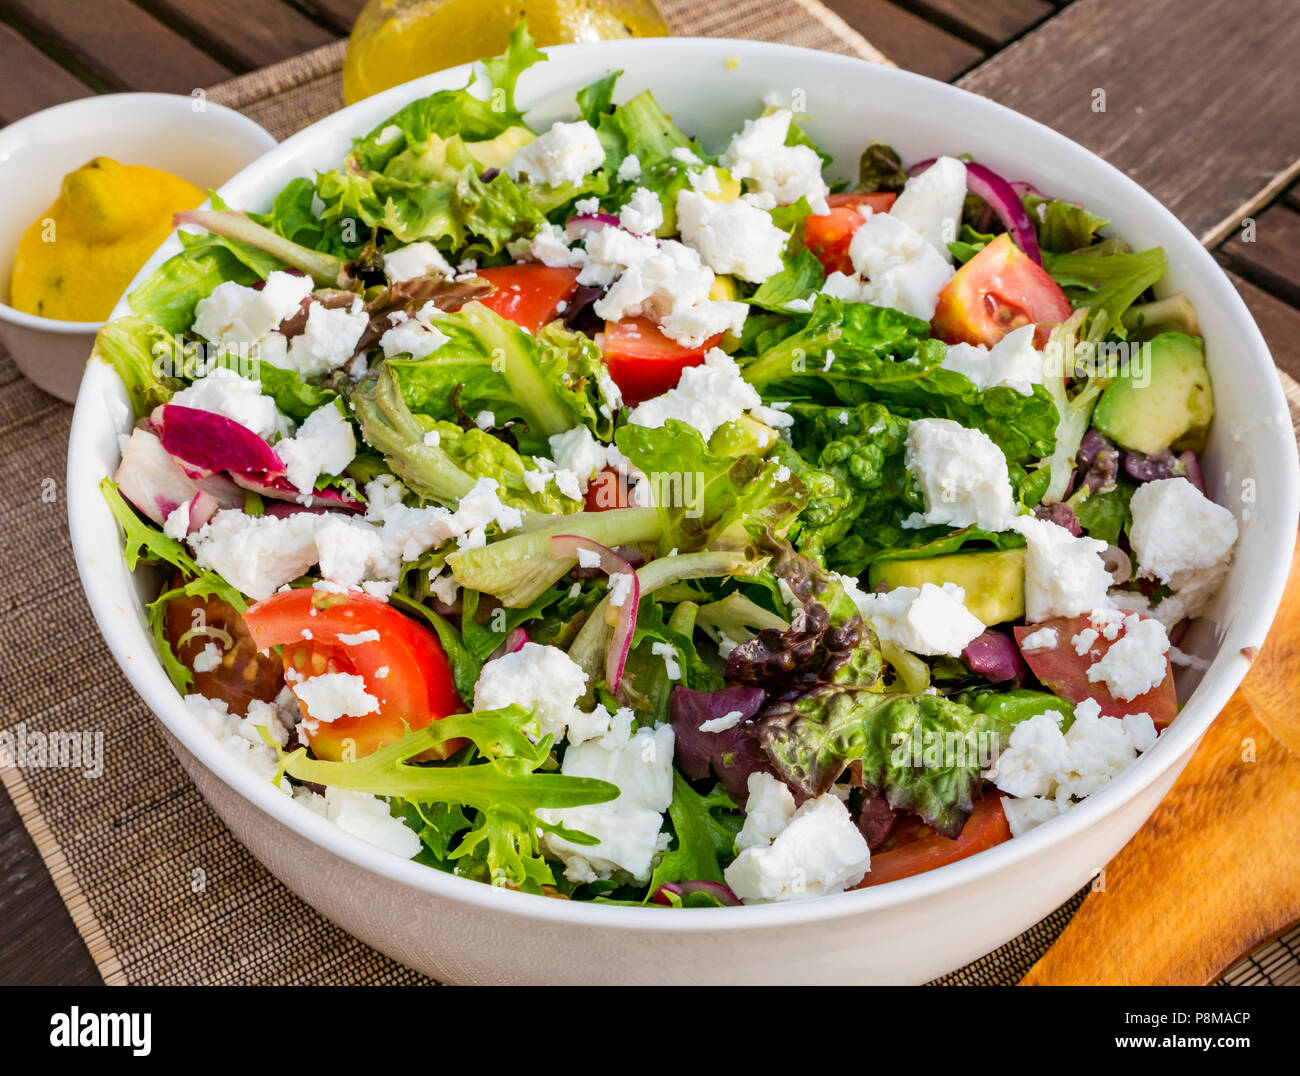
left=1022, top=526, right=1300, bottom=985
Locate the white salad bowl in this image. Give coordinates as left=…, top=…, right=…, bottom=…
left=68, top=39, right=1298, bottom=985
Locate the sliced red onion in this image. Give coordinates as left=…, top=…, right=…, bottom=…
left=550, top=534, right=639, bottom=692
left=651, top=881, right=742, bottom=907
left=152, top=404, right=285, bottom=483
left=113, top=428, right=243, bottom=526
left=488, top=626, right=531, bottom=662
left=564, top=212, right=621, bottom=241
left=908, top=157, right=1043, bottom=264
left=1178, top=450, right=1207, bottom=495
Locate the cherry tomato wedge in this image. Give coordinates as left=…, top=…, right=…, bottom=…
left=164, top=588, right=283, bottom=716
left=474, top=265, right=580, bottom=333
left=802, top=192, right=898, bottom=276
left=601, top=316, right=722, bottom=406
left=932, top=232, right=1072, bottom=347
left=243, top=590, right=464, bottom=761
left=856, top=794, right=1011, bottom=888
left=1013, top=612, right=1177, bottom=729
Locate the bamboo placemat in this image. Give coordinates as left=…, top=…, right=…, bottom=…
left=0, top=0, right=1295, bottom=986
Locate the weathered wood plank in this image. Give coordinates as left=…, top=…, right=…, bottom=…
left=288, top=0, right=365, bottom=36
left=0, top=0, right=231, bottom=93
left=958, top=0, right=1300, bottom=243
left=0, top=781, right=101, bottom=986
left=0, top=22, right=93, bottom=126
left=1220, top=206, right=1300, bottom=310
left=135, top=0, right=337, bottom=72
left=893, top=0, right=1053, bottom=50
left=824, top=0, right=985, bottom=80
left=1228, top=270, right=1300, bottom=384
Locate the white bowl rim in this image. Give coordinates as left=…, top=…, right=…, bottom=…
left=69, top=37, right=1300, bottom=934
left=0, top=92, right=277, bottom=334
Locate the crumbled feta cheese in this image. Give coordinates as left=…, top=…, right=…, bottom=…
left=192, top=271, right=314, bottom=346
left=582, top=227, right=747, bottom=348
left=1085, top=614, right=1170, bottom=701
left=888, top=156, right=967, bottom=261
left=607, top=571, right=635, bottom=608
left=724, top=791, right=870, bottom=903
left=1072, top=627, right=1100, bottom=655
left=699, top=709, right=745, bottom=734
left=192, top=641, right=223, bottom=673
left=336, top=629, right=380, bottom=645
left=1011, top=515, right=1114, bottom=622
left=422, top=429, right=440, bottom=448
left=320, top=787, right=420, bottom=858
left=379, top=302, right=450, bottom=359
left=650, top=640, right=681, bottom=680
left=472, top=642, right=609, bottom=745
left=843, top=211, right=954, bottom=320
left=675, top=189, right=787, bottom=283
left=616, top=153, right=642, bottom=182
left=720, top=109, right=830, bottom=214
left=1020, top=626, right=1059, bottom=651
left=626, top=348, right=767, bottom=442
left=1129, top=478, right=1238, bottom=588
left=163, top=499, right=192, bottom=541
left=540, top=718, right=675, bottom=883
left=525, top=221, right=588, bottom=269
left=287, top=297, right=369, bottom=378
left=190, top=510, right=321, bottom=600
left=183, top=693, right=293, bottom=787
left=618, top=187, right=664, bottom=235
left=688, top=166, right=721, bottom=195
left=671, top=146, right=703, bottom=165
left=851, top=581, right=985, bottom=657
left=276, top=401, right=356, bottom=495
left=734, top=772, right=796, bottom=852
left=991, top=697, right=1159, bottom=836
left=291, top=672, right=379, bottom=724
left=548, top=426, right=620, bottom=491
left=940, top=324, right=1044, bottom=395
left=576, top=547, right=602, bottom=569
left=507, top=120, right=604, bottom=187
left=903, top=418, right=1016, bottom=532
left=170, top=366, right=292, bottom=442
left=382, top=241, right=453, bottom=283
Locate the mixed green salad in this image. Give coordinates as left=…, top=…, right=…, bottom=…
left=97, top=25, right=1239, bottom=906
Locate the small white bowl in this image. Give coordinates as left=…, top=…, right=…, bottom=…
left=0, top=93, right=276, bottom=401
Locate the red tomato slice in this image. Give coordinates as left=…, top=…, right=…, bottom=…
left=474, top=265, right=580, bottom=333
left=601, top=316, right=722, bottom=406
left=243, top=590, right=464, bottom=761
left=1013, top=612, right=1177, bottom=729
left=857, top=794, right=1011, bottom=888
left=932, top=233, right=1072, bottom=347
left=584, top=468, right=630, bottom=512
left=802, top=192, right=898, bottom=276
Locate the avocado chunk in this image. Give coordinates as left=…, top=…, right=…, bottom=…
left=465, top=126, right=535, bottom=171
left=1093, top=332, right=1213, bottom=454
left=868, top=548, right=1026, bottom=626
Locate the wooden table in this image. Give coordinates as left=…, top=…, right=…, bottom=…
left=2, top=0, right=1298, bottom=986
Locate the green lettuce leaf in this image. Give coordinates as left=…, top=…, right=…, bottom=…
left=643, top=774, right=741, bottom=897
left=91, top=316, right=179, bottom=419
left=386, top=302, right=614, bottom=455
left=614, top=419, right=806, bottom=555
left=267, top=707, right=617, bottom=893
left=1042, top=246, right=1167, bottom=342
